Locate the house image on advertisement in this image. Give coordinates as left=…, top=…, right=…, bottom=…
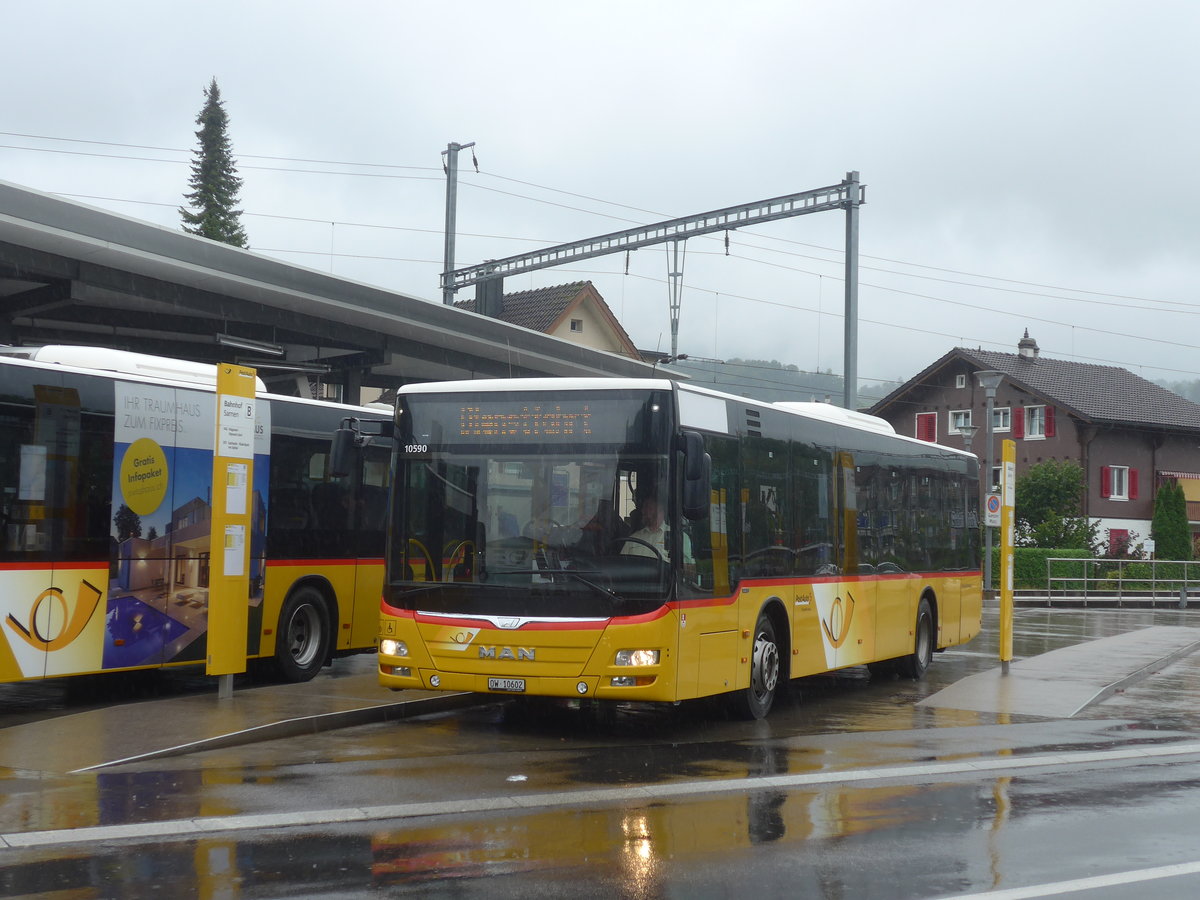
left=454, top=281, right=641, bottom=359
left=867, top=331, right=1200, bottom=555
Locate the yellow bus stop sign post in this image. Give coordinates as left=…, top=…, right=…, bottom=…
left=999, top=439, right=1016, bottom=675
left=207, top=363, right=258, bottom=699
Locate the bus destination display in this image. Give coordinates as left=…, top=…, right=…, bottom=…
left=458, top=403, right=592, bottom=438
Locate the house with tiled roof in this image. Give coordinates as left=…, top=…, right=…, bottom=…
left=454, top=281, right=640, bottom=359
left=868, top=331, right=1200, bottom=555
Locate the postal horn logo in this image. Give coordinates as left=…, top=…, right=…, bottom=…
left=821, top=592, right=856, bottom=649
left=6, top=580, right=103, bottom=652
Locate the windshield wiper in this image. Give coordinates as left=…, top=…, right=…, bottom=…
left=479, top=566, right=621, bottom=601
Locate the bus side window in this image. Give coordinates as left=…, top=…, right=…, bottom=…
left=312, top=482, right=349, bottom=530
left=689, top=434, right=738, bottom=596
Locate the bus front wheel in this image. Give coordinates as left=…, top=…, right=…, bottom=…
left=274, top=586, right=332, bottom=682
left=898, top=597, right=934, bottom=680
left=732, top=612, right=780, bottom=720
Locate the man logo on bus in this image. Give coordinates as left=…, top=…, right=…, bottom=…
left=821, top=592, right=856, bottom=649
left=479, top=646, right=535, bottom=661
left=6, top=580, right=103, bottom=652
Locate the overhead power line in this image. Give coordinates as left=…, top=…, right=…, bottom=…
left=12, top=130, right=1200, bottom=310
left=10, top=130, right=1200, bottom=379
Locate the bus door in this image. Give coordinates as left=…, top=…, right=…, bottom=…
left=346, top=440, right=393, bottom=650
left=0, top=368, right=75, bottom=679
left=831, top=451, right=875, bottom=668
left=0, top=367, right=117, bottom=681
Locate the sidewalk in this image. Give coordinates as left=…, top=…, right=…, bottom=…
left=4, top=623, right=1200, bottom=777
left=920, top=625, right=1200, bottom=718
left=0, top=655, right=476, bottom=775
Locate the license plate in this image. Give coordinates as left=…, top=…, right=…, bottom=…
left=488, top=677, right=526, bottom=693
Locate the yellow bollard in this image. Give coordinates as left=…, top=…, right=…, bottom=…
left=999, top=439, right=1016, bottom=674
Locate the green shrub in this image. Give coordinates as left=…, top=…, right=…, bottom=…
left=989, top=550, right=1200, bottom=592
left=988, top=547, right=1092, bottom=589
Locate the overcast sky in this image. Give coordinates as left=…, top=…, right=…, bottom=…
left=5, top=1, right=1200, bottom=393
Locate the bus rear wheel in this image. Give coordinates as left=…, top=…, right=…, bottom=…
left=732, top=612, right=780, bottom=720
left=274, top=586, right=332, bottom=682
left=898, top=597, right=934, bottom=680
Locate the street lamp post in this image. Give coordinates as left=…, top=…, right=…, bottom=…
left=958, top=424, right=978, bottom=455
left=958, top=424, right=979, bottom=556
left=976, top=370, right=1004, bottom=597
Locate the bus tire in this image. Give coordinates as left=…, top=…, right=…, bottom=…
left=898, top=597, right=934, bottom=680
left=273, top=585, right=332, bottom=683
left=732, top=611, right=781, bottom=720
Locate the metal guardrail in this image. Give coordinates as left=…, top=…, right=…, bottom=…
left=1045, top=557, right=1200, bottom=607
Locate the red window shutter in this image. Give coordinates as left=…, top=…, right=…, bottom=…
left=915, top=413, right=936, bottom=442
left=1044, top=406, right=1056, bottom=437
left=1129, top=468, right=1139, bottom=500
left=1013, top=407, right=1025, bottom=439
left=1100, top=466, right=1112, bottom=498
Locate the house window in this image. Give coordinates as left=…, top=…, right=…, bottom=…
left=1108, top=528, right=1131, bottom=555
left=1101, top=465, right=1138, bottom=501
left=1026, top=405, right=1046, bottom=438
left=955, top=374, right=966, bottom=389
left=570, top=319, right=583, bottom=333
left=1015, top=404, right=1055, bottom=440
left=993, top=407, right=1011, bottom=432
left=915, top=412, right=936, bottom=442
left=949, top=410, right=972, bottom=434
left=991, top=466, right=1002, bottom=491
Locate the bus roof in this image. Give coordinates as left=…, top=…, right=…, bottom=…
left=0, top=345, right=391, bottom=417
left=398, top=376, right=975, bottom=459
left=0, top=345, right=268, bottom=392
left=398, top=376, right=676, bottom=394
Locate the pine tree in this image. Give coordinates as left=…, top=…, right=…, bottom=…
left=179, top=78, right=249, bottom=247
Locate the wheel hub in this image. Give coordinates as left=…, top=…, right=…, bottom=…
left=752, top=632, right=780, bottom=696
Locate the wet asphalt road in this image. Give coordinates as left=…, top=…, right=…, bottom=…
left=4, top=606, right=1200, bottom=898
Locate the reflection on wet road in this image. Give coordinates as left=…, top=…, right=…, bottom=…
left=4, top=607, right=1200, bottom=898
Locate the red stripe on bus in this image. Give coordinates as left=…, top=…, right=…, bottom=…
left=0, top=561, right=109, bottom=572
left=266, top=558, right=384, bottom=568
left=379, top=568, right=983, bottom=622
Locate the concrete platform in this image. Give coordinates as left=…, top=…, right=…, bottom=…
left=0, top=656, right=476, bottom=775
left=5, top=622, right=1200, bottom=778
left=920, top=625, right=1200, bottom=718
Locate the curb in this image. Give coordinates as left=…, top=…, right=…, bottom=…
left=70, top=692, right=482, bottom=773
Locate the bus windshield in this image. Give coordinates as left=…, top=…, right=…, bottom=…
left=390, top=389, right=677, bottom=618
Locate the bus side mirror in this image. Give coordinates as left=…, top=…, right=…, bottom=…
left=329, top=424, right=358, bottom=478
left=681, top=430, right=710, bottom=521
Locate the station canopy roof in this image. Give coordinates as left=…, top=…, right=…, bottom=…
left=0, top=179, right=656, bottom=397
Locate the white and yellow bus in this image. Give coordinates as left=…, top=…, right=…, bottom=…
left=354, top=378, right=981, bottom=718
left=0, top=346, right=391, bottom=684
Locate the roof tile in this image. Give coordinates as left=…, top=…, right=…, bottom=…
left=957, top=347, right=1200, bottom=431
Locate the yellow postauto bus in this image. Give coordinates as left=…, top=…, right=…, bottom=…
left=0, top=345, right=390, bottom=684
left=350, top=377, right=980, bottom=718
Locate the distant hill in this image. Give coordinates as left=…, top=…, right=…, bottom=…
left=661, top=357, right=902, bottom=409
left=1156, top=379, right=1200, bottom=404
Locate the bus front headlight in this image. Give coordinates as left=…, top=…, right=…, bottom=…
left=614, top=649, right=659, bottom=667
left=379, top=639, right=408, bottom=657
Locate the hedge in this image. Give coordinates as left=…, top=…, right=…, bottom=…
left=987, top=548, right=1200, bottom=591
left=987, top=547, right=1092, bottom=589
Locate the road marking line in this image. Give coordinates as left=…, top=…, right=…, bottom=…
left=6, top=740, right=1200, bottom=850
left=947, top=859, right=1200, bottom=898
